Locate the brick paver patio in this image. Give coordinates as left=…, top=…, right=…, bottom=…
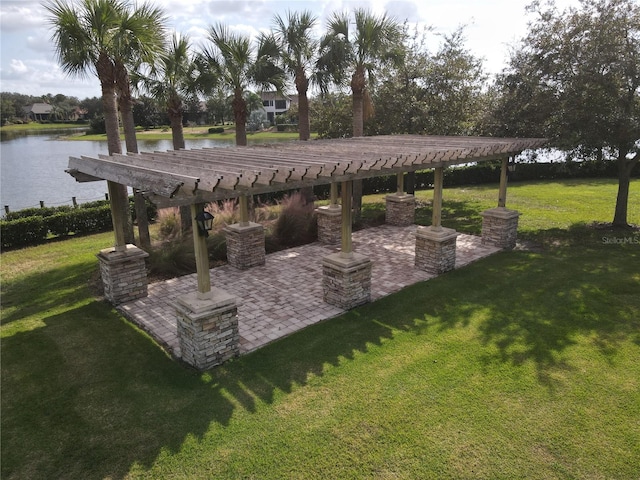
left=119, top=225, right=500, bottom=359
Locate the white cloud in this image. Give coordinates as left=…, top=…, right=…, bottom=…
left=0, top=1, right=45, bottom=32
left=8, top=59, right=28, bottom=75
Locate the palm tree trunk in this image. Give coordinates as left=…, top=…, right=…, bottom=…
left=169, top=111, right=185, bottom=150
left=100, top=76, right=132, bottom=249
left=613, top=150, right=637, bottom=227
left=296, top=70, right=311, bottom=142
left=350, top=69, right=366, bottom=219
left=167, top=106, right=191, bottom=234
left=351, top=69, right=366, bottom=138
left=117, top=65, right=148, bottom=248
left=233, top=90, right=248, bottom=146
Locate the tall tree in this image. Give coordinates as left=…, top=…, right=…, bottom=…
left=134, top=33, right=200, bottom=150
left=317, top=9, right=403, bottom=137
left=201, top=24, right=285, bottom=146
left=45, top=0, right=133, bottom=243
left=273, top=10, right=318, bottom=141
left=492, top=0, right=639, bottom=227
left=317, top=8, right=403, bottom=215
left=115, top=2, right=166, bottom=249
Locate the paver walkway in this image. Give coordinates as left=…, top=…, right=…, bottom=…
left=119, top=225, right=500, bottom=359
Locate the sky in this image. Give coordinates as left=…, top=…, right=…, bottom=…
left=0, top=0, right=582, bottom=100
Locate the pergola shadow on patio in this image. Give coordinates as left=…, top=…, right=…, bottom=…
left=67, top=134, right=546, bottom=369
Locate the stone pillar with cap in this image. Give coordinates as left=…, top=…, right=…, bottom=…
left=415, top=167, right=458, bottom=274
left=176, top=203, right=240, bottom=370
left=316, top=182, right=342, bottom=244
left=385, top=172, right=416, bottom=226
left=481, top=157, right=520, bottom=250
left=224, top=195, right=266, bottom=269
left=322, top=180, right=372, bottom=309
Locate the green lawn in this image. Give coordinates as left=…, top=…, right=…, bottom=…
left=68, top=127, right=312, bottom=142
left=0, top=122, right=85, bottom=132
left=1, top=179, right=639, bottom=479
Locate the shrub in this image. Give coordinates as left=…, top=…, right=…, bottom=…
left=209, top=199, right=238, bottom=227
left=274, top=192, right=317, bottom=247
left=146, top=239, right=196, bottom=278
left=0, top=216, right=49, bottom=249
left=157, top=208, right=181, bottom=241
left=208, top=127, right=225, bottom=134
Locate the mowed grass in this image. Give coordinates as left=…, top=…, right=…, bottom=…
left=1, top=179, right=639, bottom=479
left=70, top=127, right=312, bottom=142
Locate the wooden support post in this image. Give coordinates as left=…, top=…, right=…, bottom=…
left=341, top=180, right=353, bottom=257
left=191, top=203, right=211, bottom=299
left=498, top=157, right=509, bottom=208
left=330, top=182, right=339, bottom=208
left=239, top=195, right=249, bottom=227
left=107, top=180, right=127, bottom=251
left=396, top=172, right=404, bottom=195
left=432, top=167, right=444, bottom=229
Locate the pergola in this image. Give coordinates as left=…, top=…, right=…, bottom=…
left=68, top=134, right=546, bottom=368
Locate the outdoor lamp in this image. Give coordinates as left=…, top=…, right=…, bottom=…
left=195, top=210, right=214, bottom=237
left=507, top=158, right=517, bottom=173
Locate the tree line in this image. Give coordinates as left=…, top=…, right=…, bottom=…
left=35, top=0, right=639, bottom=238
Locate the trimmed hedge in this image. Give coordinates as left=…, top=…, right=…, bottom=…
left=1, top=198, right=158, bottom=250
left=208, top=127, right=225, bottom=134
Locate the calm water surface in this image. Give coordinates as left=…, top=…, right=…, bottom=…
left=0, top=130, right=237, bottom=213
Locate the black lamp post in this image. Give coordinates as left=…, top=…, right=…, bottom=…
left=195, top=210, right=214, bottom=237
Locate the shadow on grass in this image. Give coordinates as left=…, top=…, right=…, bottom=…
left=2, top=223, right=638, bottom=479
left=0, top=259, right=98, bottom=326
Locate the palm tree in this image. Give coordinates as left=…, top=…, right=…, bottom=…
left=134, top=33, right=202, bottom=234
left=135, top=33, right=200, bottom=150
left=317, top=9, right=402, bottom=217
left=45, top=0, right=133, bottom=244
left=272, top=10, right=318, bottom=141
left=201, top=23, right=286, bottom=146
left=317, top=8, right=403, bottom=137
left=113, top=2, right=166, bottom=154
left=115, top=3, right=166, bottom=249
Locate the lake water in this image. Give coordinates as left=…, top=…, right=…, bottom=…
left=0, top=130, right=238, bottom=214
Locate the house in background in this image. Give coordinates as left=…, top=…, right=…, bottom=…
left=23, top=103, right=53, bottom=122
left=260, top=91, right=298, bottom=123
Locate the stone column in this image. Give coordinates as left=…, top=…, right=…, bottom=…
left=322, top=252, right=372, bottom=309
left=385, top=194, right=416, bottom=226
left=386, top=172, right=415, bottom=226
left=176, top=289, right=239, bottom=370
left=316, top=205, right=342, bottom=244
left=414, top=167, right=459, bottom=275
left=97, top=244, right=149, bottom=305
left=322, top=180, right=372, bottom=309
left=481, top=207, right=520, bottom=250
left=414, top=226, right=459, bottom=274
left=480, top=157, right=520, bottom=250
left=224, top=222, right=265, bottom=270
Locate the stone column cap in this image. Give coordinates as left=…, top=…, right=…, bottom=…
left=97, top=244, right=149, bottom=262
left=224, top=221, right=264, bottom=233
left=416, top=226, right=459, bottom=242
left=385, top=193, right=415, bottom=203
left=176, top=288, right=239, bottom=317
left=322, top=251, right=371, bottom=270
left=315, top=205, right=343, bottom=216
left=480, top=207, right=521, bottom=219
